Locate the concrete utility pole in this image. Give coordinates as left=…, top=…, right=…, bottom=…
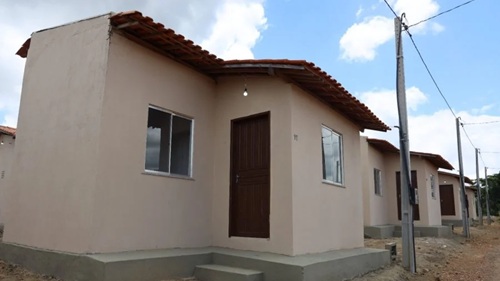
left=485, top=167, right=491, bottom=225
left=456, top=118, right=470, bottom=238
left=395, top=16, right=416, bottom=273
left=476, top=148, right=483, bottom=226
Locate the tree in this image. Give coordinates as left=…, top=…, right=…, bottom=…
left=478, top=172, right=500, bottom=216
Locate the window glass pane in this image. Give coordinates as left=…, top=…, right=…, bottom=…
left=322, top=127, right=334, bottom=182
left=145, top=108, right=171, bottom=172
left=170, top=115, right=192, bottom=176
left=374, top=169, right=382, bottom=195
left=322, top=126, right=343, bottom=184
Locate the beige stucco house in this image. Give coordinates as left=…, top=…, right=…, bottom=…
left=0, top=125, right=16, bottom=227
left=361, top=137, right=454, bottom=238
left=438, top=170, right=474, bottom=225
left=1, top=12, right=391, bottom=281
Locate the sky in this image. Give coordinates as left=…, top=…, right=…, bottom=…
left=0, top=0, right=499, bottom=178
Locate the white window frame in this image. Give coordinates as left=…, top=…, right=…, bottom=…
left=144, top=105, right=194, bottom=178
left=321, top=125, right=344, bottom=186
left=374, top=168, right=382, bottom=196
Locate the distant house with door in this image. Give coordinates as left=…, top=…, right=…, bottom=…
left=361, top=137, right=454, bottom=238
left=1, top=12, right=391, bottom=281
left=0, top=125, right=16, bottom=227
left=438, top=170, right=474, bottom=226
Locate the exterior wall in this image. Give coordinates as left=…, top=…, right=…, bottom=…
left=384, top=153, right=401, bottom=226
left=438, top=173, right=462, bottom=221
left=3, top=15, right=111, bottom=253
left=360, top=137, right=392, bottom=226
left=211, top=76, right=294, bottom=256
left=417, top=159, right=441, bottom=226
left=0, top=134, right=15, bottom=224
left=87, top=32, right=216, bottom=253
left=384, top=154, right=442, bottom=227
left=466, top=188, right=478, bottom=220
left=290, top=85, right=364, bottom=255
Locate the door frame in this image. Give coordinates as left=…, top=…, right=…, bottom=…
left=228, top=111, right=271, bottom=238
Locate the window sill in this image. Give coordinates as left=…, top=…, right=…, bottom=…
left=322, top=180, right=345, bottom=188
left=142, top=170, right=195, bottom=181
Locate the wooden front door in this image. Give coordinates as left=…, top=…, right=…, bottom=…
left=396, top=171, right=420, bottom=221
left=229, top=112, right=270, bottom=238
left=440, top=184, right=456, bottom=215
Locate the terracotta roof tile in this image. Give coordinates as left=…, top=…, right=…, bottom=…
left=367, top=138, right=454, bottom=170
left=0, top=125, right=16, bottom=136
left=16, top=10, right=390, bottom=132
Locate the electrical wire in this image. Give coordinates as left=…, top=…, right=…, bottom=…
left=405, top=30, right=457, bottom=119
left=408, top=0, right=477, bottom=28
left=462, top=120, right=500, bottom=125
left=482, top=151, right=500, bottom=154
left=460, top=122, right=477, bottom=149
left=383, top=0, right=399, bottom=18
left=383, top=0, right=493, bottom=173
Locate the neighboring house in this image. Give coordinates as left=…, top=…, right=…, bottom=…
left=466, top=184, right=479, bottom=220
left=1, top=12, right=391, bottom=281
left=361, top=137, right=454, bottom=238
left=438, top=170, right=474, bottom=226
left=0, top=125, right=16, bottom=227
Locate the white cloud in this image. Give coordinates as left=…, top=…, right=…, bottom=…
left=339, top=0, right=441, bottom=62
left=360, top=88, right=500, bottom=178
left=356, top=6, right=364, bottom=18
left=201, top=0, right=268, bottom=59
left=360, top=86, right=427, bottom=124
left=391, top=0, right=439, bottom=34
left=0, top=0, right=267, bottom=126
left=339, top=16, right=393, bottom=62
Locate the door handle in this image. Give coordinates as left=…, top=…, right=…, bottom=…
left=236, top=174, right=239, bottom=183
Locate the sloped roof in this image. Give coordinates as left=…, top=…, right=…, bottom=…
left=366, top=138, right=454, bottom=170
left=366, top=138, right=399, bottom=153
left=438, top=170, right=474, bottom=185
left=16, top=10, right=390, bottom=132
left=0, top=125, right=16, bottom=136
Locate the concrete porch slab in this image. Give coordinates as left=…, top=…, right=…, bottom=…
left=364, top=225, right=396, bottom=239
left=394, top=225, right=452, bottom=237
left=0, top=243, right=390, bottom=281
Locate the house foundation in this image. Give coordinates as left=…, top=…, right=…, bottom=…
left=364, top=224, right=452, bottom=239
left=0, top=242, right=390, bottom=281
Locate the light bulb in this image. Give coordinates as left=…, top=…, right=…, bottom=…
left=243, top=87, right=248, bottom=97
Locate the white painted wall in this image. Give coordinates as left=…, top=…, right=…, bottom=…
left=211, top=76, right=294, bottom=256
left=290, top=85, right=364, bottom=255
left=3, top=15, right=111, bottom=253
left=466, top=188, right=478, bottom=219
left=0, top=134, right=15, bottom=225
left=438, top=173, right=462, bottom=221
left=384, top=154, right=443, bottom=227
left=360, top=137, right=392, bottom=226
left=88, top=30, right=216, bottom=253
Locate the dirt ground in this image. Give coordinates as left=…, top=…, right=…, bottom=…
left=0, top=219, right=499, bottom=281
left=354, top=217, right=500, bottom=281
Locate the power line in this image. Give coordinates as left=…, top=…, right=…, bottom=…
left=482, top=151, right=500, bottom=154
left=462, top=120, right=500, bottom=125
left=383, top=0, right=399, bottom=18
left=460, top=122, right=477, bottom=149
left=405, top=31, right=457, bottom=119
left=408, top=0, right=477, bottom=28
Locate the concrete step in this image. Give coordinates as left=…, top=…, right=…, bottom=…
left=393, top=230, right=421, bottom=237
left=194, top=264, right=263, bottom=281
